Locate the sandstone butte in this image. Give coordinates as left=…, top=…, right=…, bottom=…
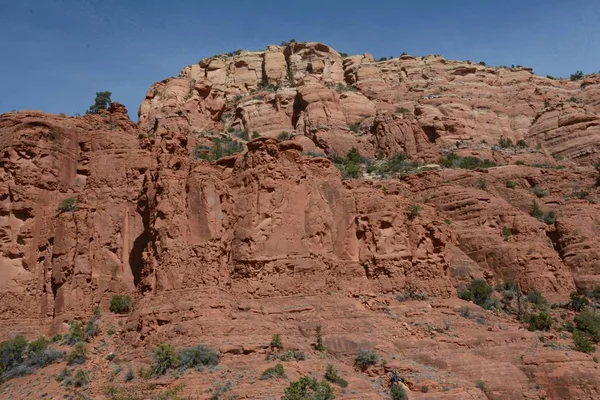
left=1, top=41, right=600, bottom=400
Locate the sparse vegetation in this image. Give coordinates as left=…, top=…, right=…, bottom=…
left=72, top=369, right=89, bottom=387
left=516, top=139, right=528, bottom=148
left=67, top=342, right=88, bottom=365
left=277, top=131, right=291, bottom=141
left=530, top=200, right=544, bottom=219
left=526, top=290, right=547, bottom=307
left=502, top=226, right=512, bottom=241
left=570, top=71, right=585, bottom=81
left=348, top=122, right=360, bottom=133
left=260, top=363, right=286, bottom=379
left=282, top=375, right=335, bottom=400
left=476, top=177, right=488, bottom=190
left=527, top=309, right=554, bottom=331
left=439, top=152, right=496, bottom=169
left=177, top=345, right=220, bottom=371
left=505, top=180, right=516, bottom=189
left=498, top=137, right=514, bottom=148
left=63, top=320, right=84, bottom=345
left=355, top=350, right=378, bottom=371
left=567, top=96, right=581, bottom=103
left=458, top=279, right=495, bottom=309
left=390, top=384, right=408, bottom=400
left=335, top=83, right=357, bottom=92
left=406, top=204, right=422, bottom=221
left=85, top=307, right=101, bottom=339
left=324, top=364, right=348, bottom=388
left=569, top=292, right=590, bottom=312
left=234, top=128, right=250, bottom=141
left=150, top=344, right=178, bottom=376
left=574, top=311, right=600, bottom=342
left=331, top=147, right=364, bottom=179
left=270, top=334, right=283, bottom=351
left=573, top=330, right=596, bottom=353
left=395, top=107, right=410, bottom=113
left=268, top=350, right=306, bottom=362
left=58, top=197, right=78, bottom=213
left=110, top=295, right=132, bottom=314
left=252, top=131, right=260, bottom=139
left=315, top=325, right=325, bottom=352
left=192, top=136, right=244, bottom=161
left=532, top=186, right=547, bottom=198
left=86, top=91, right=112, bottom=114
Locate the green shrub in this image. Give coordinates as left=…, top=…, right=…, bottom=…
left=324, top=364, right=348, bottom=388
left=567, top=96, right=581, bottom=103
left=56, top=367, right=71, bottom=383
left=391, top=384, right=408, bottom=400
left=396, top=107, right=410, bottom=114
left=85, top=310, right=100, bottom=339
left=348, top=123, right=360, bottom=133
left=573, top=330, right=596, bottom=353
left=72, top=369, right=89, bottom=387
left=51, top=334, right=62, bottom=343
left=532, top=186, right=546, bottom=198
left=151, top=344, right=178, bottom=376
left=282, top=376, right=334, bottom=400
left=406, top=204, right=422, bottom=221
left=315, top=325, right=325, bottom=352
left=63, top=321, right=84, bottom=345
left=269, top=350, right=306, bottom=362
left=177, top=345, right=219, bottom=371
left=527, top=290, right=547, bottom=307
left=591, top=286, right=600, bottom=300
left=516, top=139, right=528, bottom=148
left=252, top=131, right=260, bottom=139
left=67, top=342, right=88, bottom=365
left=530, top=200, right=544, bottom=219
left=476, top=177, right=488, bottom=190
left=278, top=131, right=291, bottom=141
left=569, top=292, right=590, bottom=312
left=355, top=350, right=378, bottom=371
left=87, top=91, right=112, bottom=114
left=124, top=366, right=134, bottom=382
left=542, top=210, right=557, bottom=225
left=270, top=334, right=283, bottom=350
left=570, top=71, right=584, bottom=81
left=58, top=198, right=78, bottom=213
left=439, top=153, right=496, bottom=169
left=334, top=83, right=357, bottom=93
left=192, top=137, right=244, bottom=161
left=109, top=295, right=132, bottom=314
left=527, top=310, right=554, bottom=331
left=459, top=279, right=493, bottom=308
left=502, top=226, right=512, bottom=241
left=421, top=385, right=429, bottom=393
left=234, top=128, right=249, bottom=141
left=574, top=311, right=600, bottom=342
left=505, top=180, right=516, bottom=189
left=0, top=336, right=28, bottom=375
left=260, top=363, right=286, bottom=379
left=27, top=337, right=48, bottom=355
left=499, top=137, right=514, bottom=148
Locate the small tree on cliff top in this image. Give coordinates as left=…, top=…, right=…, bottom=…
left=86, top=91, right=112, bottom=114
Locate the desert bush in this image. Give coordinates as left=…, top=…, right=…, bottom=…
left=335, top=83, right=357, bottom=92
left=315, top=325, right=325, bottom=352
left=27, top=337, right=48, bottom=355
left=85, top=307, right=101, bottom=339
left=406, top=204, right=422, bottom=221
left=72, top=369, right=89, bottom=387
left=252, top=131, right=260, bottom=138
left=498, top=137, right=514, bottom=148
left=532, top=186, right=546, bottom=198
left=527, top=290, right=547, bottom=307
left=0, top=336, right=27, bottom=376
left=234, top=128, right=249, bottom=141
left=58, top=198, right=78, bottom=213
left=282, top=375, right=334, bottom=400
left=151, top=344, right=178, bottom=376
left=355, top=350, right=378, bottom=371
left=110, top=295, right=132, bottom=314
left=516, top=139, right=528, bottom=148
left=87, top=91, right=112, bottom=114
left=542, top=210, right=557, bottom=225
left=390, top=384, right=408, bottom=400
left=260, top=363, right=286, bottom=379
left=177, top=345, right=219, bottom=371
left=458, top=279, right=493, bottom=308
left=348, top=122, right=360, bottom=133
left=269, top=350, right=306, bottom=362
left=63, top=320, right=84, bottom=345
left=324, top=364, right=348, bottom=388
left=569, top=292, right=590, bottom=312
left=476, top=177, right=488, bottom=190
left=530, top=200, right=544, bottom=219
left=570, top=71, right=585, bottom=81
left=192, top=137, right=244, bottom=161
left=439, top=153, right=496, bottom=169
left=527, top=310, right=554, bottom=331
left=277, top=131, right=291, bottom=141
left=573, top=330, right=596, bottom=353
left=270, top=334, right=283, bottom=351
left=502, top=226, right=512, bottom=241
left=396, top=107, right=410, bottom=113
left=124, top=366, right=134, bottom=382
left=67, top=342, right=88, bottom=365
left=574, top=311, right=600, bottom=342
left=505, top=180, right=516, bottom=188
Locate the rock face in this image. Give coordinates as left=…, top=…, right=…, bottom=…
left=1, top=42, right=600, bottom=400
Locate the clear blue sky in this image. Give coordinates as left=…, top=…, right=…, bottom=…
left=1, top=0, right=599, bottom=120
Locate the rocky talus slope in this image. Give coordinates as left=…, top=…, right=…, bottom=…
left=1, top=42, right=600, bottom=399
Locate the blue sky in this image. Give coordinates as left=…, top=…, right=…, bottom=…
left=1, top=0, right=599, bottom=120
